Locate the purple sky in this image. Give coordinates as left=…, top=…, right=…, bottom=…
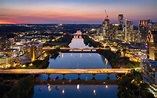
left=0, top=0, right=157, bottom=24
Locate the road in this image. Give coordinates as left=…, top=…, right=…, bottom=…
left=0, top=68, right=131, bottom=74
left=42, top=47, right=109, bottom=51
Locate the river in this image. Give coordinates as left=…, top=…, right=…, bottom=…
left=33, top=33, right=118, bottom=98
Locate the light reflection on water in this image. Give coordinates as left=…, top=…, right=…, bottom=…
left=48, top=53, right=111, bottom=69
left=37, top=52, right=115, bottom=80
left=33, top=85, right=118, bottom=98
left=33, top=37, right=118, bottom=98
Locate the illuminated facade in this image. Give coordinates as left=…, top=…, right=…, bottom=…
left=149, top=22, right=157, bottom=31
left=141, top=59, right=157, bottom=84
left=139, top=19, right=152, bottom=43
left=124, top=20, right=134, bottom=42
left=118, top=14, right=124, bottom=27
left=102, top=18, right=110, bottom=37
left=0, top=55, right=11, bottom=68
left=147, top=30, right=157, bottom=61
left=108, top=24, right=119, bottom=40
left=141, top=29, right=157, bottom=85
left=30, top=44, right=36, bottom=61
left=115, top=30, right=125, bottom=41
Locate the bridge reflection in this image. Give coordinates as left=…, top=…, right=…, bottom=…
left=61, top=51, right=97, bottom=53
left=34, top=79, right=118, bottom=85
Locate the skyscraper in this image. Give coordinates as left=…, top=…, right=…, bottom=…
left=118, top=14, right=124, bottom=26
left=147, top=30, right=157, bottom=60
left=138, top=19, right=152, bottom=43
left=102, top=17, right=110, bottom=37
left=30, top=43, right=36, bottom=62
left=124, top=20, right=134, bottom=41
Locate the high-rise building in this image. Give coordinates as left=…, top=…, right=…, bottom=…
left=148, top=22, right=157, bottom=31
left=102, top=18, right=110, bottom=36
left=118, top=14, right=124, bottom=27
left=30, top=44, right=36, bottom=61
left=140, top=30, right=157, bottom=89
left=147, top=30, right=157, bottom=60
left=139, top=20, right=152, bottom=26
left=108, top=24, right=119, bottom=40
left=140, top=23, right=157, bottom=96
left=100, top=10, right=110, bottom=37
left=124, top=20, right=134, bottom=42
left=138, top=19, right=152, bottom=43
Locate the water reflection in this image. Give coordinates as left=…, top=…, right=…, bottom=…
left=48, top=53, right=110, bottom=69
left=77, top=84, right=79, bottom=90
left=105, top=85, right=108, bottom=89
left=62, top=89, right=65, bottom=94
left=47, top=84, right=51, bottom=91
left=93, top=89, right=96, bottom=95
left=33, top=85, right=118, bottom=98
left=33, top=36, right=118, bottom=98
left=36, top=73, right=116, bottom=80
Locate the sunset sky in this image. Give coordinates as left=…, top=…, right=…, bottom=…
left=0, top=0, right=157, bottom=24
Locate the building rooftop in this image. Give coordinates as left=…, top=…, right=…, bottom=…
left=151, top=31, right=157, bottom=34
left=19, top=56, right=31, bottom=64
left=0, top=55, right=9, bottom=59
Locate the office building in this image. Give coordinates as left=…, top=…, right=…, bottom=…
left=102, top=18, right=110, bottom=36
left=124, top=20, right=134, bottom=42
left=147, top=30, right=157, bottom=60
left=118, top=14, right=124, bottom=27
left=138, top=19, right=152, bottom=43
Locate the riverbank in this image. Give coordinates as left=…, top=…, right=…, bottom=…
left=1, top=75, right=34, bottom=98
left=43, top=33, right=72, bottom=47
left=117, top=70, right=154, bottom=98
left=83, top=34, right=140, bottom=68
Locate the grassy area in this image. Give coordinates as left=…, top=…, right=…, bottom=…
left=3, top=75, right=34, bottom=98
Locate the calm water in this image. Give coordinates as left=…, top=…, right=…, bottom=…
left=33, top=85, right=117, bottom=98
left=33, top=36, right=118, bottom=98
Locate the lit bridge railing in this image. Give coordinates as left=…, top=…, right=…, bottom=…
left=0, top=69, right=132, bottom=74
left=42, top=47, right=109, bottom=51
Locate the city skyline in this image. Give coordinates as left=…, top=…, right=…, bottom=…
left=0, top=0, right=157, bottom=25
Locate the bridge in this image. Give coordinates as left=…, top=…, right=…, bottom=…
left=61, top=51, right=97, bottom=53
left=42, top=47, right=109, bottom=51
left=0, top=68, right=131, bottom=74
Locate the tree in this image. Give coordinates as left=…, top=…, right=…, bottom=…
left=116, top=49, right=121, bottom=59
left=117, top=70, right=155, bottom=98
left=122, top=49, right=127, bottom=57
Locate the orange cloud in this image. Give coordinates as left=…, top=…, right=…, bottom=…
left=0, top=20, right=16, bottom=24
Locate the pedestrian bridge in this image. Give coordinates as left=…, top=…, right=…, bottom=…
left=42, top=47, right=109, bottom=51
left=0, top=68, right=131, bottom=74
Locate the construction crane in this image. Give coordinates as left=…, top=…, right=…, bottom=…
left=104, top=10, right=108, bottom=19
